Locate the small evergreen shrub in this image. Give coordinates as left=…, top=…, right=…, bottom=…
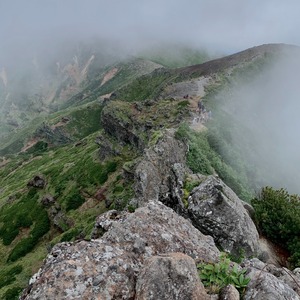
left=0, top=189, right=41, bottom=246
left=65, top=192, right=85, bottom=211
left=252, top=187, right=300, bottom=267
left=2, top=189, right=51, bottom=262
left=3, top=286, right=23, bottom=300
left=0, top=265, right=23, bottom=288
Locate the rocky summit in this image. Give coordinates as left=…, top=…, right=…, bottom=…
left=1, top=43, right=300, bottom=299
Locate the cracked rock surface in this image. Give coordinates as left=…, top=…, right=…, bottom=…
left=21, top=201, right=219, bottom=299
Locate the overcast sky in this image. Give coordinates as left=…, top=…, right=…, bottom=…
left=0, top=0, right=300, bottom=59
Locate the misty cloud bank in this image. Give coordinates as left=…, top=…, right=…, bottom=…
left=219, top=50, right=300, bottom=194
left=1, top=0, right=300, bottom=65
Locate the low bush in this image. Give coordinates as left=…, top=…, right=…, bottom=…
left=65, top=191, right=85, bottom=212
left=3, top=286, right=23, bottom=300
left=7, top=237, right=36, bottom=262
left=60, top=228, right=80, bottom=242
left=252, top=186, right=300, bottom=267
left=1, top=189, right=51, bottom=262
left=197, top=254, right=250, bottom=295
left=0, top=189, right=38, bottom=246
left=0, top=265, right=23, bottom=288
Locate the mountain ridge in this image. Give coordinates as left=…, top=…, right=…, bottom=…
left=0, top=43, right=300, bottom=299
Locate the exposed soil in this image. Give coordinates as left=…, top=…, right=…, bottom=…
left=259, top=236, right=290, bottom=267
left=100, top=67, right=118, bottom=87
left=21, top=138, right=39, bottom=152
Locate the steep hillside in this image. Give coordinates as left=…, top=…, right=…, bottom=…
left=1, top=43, right=300, bottom=299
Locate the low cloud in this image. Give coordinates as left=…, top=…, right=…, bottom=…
left=220, top=49, right=300, bottom=193
left=1, top=0, right=300, bottom=64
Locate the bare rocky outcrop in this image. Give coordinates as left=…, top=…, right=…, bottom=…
left=34, top=123, right=72, bottom=145
left=133, top=131, right=260, bottom=258
left=134, top=129, right=188, bottom=213
left=95, top=134, right=121, bottom=161
left=27, top=175, right=46, bottom=188
left=187, top=175, right=259, bottom=257
left=48, top=203, right=72, bottom=232
left=21, top=201, right=219, bottom=299
left=101, top=101, right=145, bottom=150
left=135, top=252, right=209, bottom=300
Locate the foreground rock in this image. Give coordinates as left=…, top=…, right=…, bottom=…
left=219, top=284, right=240, bottom=300
left=188, top=175, right=259, bottom=257
left=135, top=252, right=208, bottom=300
left=21, top=201, right=219, bottom=299
left=243, top=258, right=300, bottom=300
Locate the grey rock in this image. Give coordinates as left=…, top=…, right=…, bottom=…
left=219, top=284, right=240, bottom=300
left=135, top=160, right=160, bottom=204
left=134, top=129, right=188, bottom=213
left=48, top=204, right=72, bottom=232
left=135, top=252, right=209, bottom=300
left=242, top=259, right=300, bottom=299
left=22, top=201, right=219, bottom=299
left=244, top=267, right=300, bottom=300
left=278, top=268, right=300, bottom=296
left=41, top=194, right=56, bottom=206
left=241, top=200, right=255, bottom=220
left=27, top=175, right=46, bottom=189
left=188, top=175, right=259, bottom=257
left=34, top=123, right=72, bottom=145
left=95, top=134, right=121, bottom=161
left=91, top=209, right=127, bottom=239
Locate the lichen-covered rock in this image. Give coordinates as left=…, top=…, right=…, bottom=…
left=91, top=209, right=127, bottom=239
left=242, top=258, right=300, bottom=300
left=135, top=252, right=209, bottom=300
left=187, top=175, right=259, bottom=257
left=21, top=201, right=219, bottom=299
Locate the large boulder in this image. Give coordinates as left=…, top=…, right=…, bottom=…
left=21, top=201, right=219, bottom=299
left=187, top=175, right=259, bottom=257
left=135, top=252, right=209, bottom=300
